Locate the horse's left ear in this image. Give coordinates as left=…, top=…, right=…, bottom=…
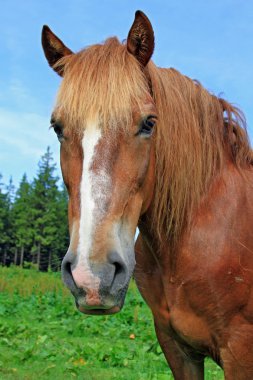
left=42, top=25, right=73, bottom=76
left=127, top=10, right=154, bottom=67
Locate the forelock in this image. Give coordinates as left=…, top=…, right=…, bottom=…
left=54, top=37, right=150, bottom=135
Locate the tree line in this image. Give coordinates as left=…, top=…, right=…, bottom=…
left=0, top=147, right=69, bottom=271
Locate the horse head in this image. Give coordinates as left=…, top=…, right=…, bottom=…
left=42, top=11, right=156, bottom=314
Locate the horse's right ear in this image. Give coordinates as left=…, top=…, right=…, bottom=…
left=127, top=11, right=154, bottom=67
left=42, top=25, right=73, bottom=76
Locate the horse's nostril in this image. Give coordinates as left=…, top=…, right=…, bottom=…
left=65, top=261, right=72, bottom=276
left=62, top=259, right=73, bottom=280
left=114, top=261, right=124, bottom=277
left=107, top=251, right=129, bottom=293
left=61, top=255, right=77, bottom=293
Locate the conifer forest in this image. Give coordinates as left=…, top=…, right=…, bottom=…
left=0, top=147, right=69, bottom=271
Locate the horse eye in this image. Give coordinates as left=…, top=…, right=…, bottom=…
left=51, top=122, right=64, bottom=142
left=138, top=115, right=157, bottom=137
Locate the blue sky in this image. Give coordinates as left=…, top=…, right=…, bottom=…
left=1, top=0, right=252, bottom=187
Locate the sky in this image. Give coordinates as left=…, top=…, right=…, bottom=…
left=0, top=0, right=252, bottom=188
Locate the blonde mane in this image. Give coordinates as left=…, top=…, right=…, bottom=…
left=147, top=63, right=252, bottom=242
left=54, top=37, right=252, bottom=243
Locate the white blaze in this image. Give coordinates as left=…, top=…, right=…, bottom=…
left=79, top=124, right=101, bottom=257
left=71, top=121, right=134, bottom=292
left=72, top=122, right=105, bottom=290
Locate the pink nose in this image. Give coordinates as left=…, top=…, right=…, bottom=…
left=71, top=265, right=101, bottom=306
left=71, top=265, right=100, bottom=292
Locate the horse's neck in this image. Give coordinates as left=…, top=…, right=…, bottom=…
left=138, top=161, right=253, bottom=267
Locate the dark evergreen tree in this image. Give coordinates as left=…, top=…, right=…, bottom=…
left=12, top=174, right=33, bottom=266
left=30, top=147, right=60, bottom=270
left=6, top=177, right=15, bottom=205
left=49, top=182, right=69, bottom=271
left=1, top=177, right=16, bottom=265
left=0, top=174, right=10, bottom=264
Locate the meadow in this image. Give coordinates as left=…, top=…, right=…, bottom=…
left=0, top=266, right=223, bottom=379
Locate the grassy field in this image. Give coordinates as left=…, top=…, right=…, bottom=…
left=0, top=266, right=223, bottom=379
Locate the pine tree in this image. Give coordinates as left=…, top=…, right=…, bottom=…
left=50, top=182, right=69, bottom=270
left=0, top=174, right=9, bottom=264
left=5, top=177, right=16, bottom=265
left=6, top=177, right=15, bottom=205
left=30, top=147, right=60, bottom=270
left=12, top=174, right=33, bottom=266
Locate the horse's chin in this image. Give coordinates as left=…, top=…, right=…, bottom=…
left=77, top=304, right=121, bottom=315
left=75, top=292, right=127, bottom=315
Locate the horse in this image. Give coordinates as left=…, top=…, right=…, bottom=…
left=42, top=10, right=253, bottom=379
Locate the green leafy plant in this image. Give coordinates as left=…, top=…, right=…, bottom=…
left=0, top=267, right=223, bottom=379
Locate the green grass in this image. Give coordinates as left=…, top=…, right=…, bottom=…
left=0, top=266, right=223, bottom=379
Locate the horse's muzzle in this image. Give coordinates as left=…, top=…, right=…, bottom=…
left=61, top=250, right=134, bottom=314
